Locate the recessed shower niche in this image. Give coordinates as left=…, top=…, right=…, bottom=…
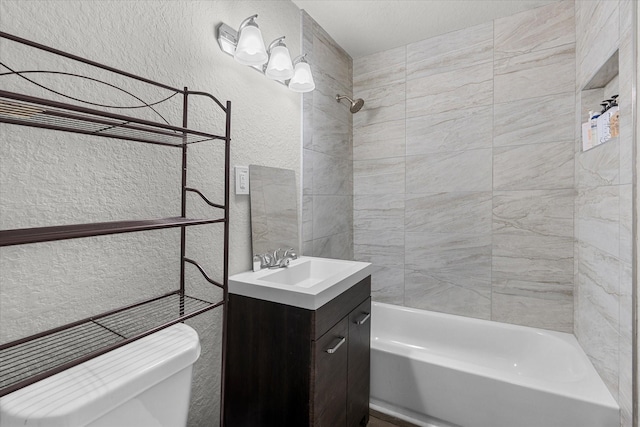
left=579, top=50, right=619, bottom=152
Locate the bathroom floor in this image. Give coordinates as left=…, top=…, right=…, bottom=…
left=368, top=410, right=418, bottom=427
left=368, top=416, right=401, bottom=427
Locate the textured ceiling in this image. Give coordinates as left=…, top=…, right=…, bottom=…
left=291, top=0, right=561, bottom=59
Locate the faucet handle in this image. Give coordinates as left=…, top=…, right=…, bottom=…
left=261, top=253, right=273, bottom=268
left=284, top=248, right=298, bottom=259
left=280, top=257, right=291, bottom=268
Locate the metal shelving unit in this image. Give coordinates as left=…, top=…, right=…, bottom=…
left=0, top=31, right=231, bottom=407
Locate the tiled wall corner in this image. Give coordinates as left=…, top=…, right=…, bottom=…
left=573, top=0, right=634, bottom=422
left=301, top=11, right=353, bottom=260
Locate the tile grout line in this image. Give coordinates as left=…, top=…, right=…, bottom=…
left=491, top=16, right=496, bottom=322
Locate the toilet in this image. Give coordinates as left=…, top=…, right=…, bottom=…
left=0, top=323, right=201, bottom=427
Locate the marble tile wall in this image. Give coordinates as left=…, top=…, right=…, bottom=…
left=573, top=0, right=634, bottom=424
left=301, top=11, right=354, bottom=260
left=353, top=1, right=577, bottom=331
left=353, top=45, right=407, bottom=303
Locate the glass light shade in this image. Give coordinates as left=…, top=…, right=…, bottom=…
left=288, top=61, right=315, bottom=92
left=234, top=25, right=268, bottom=66
left=265, top=45, right=294, bottom=80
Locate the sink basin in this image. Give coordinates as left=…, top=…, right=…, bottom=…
left=260, top=258, right=350, bottom=287
left=229, top=256, right=372, bottom=309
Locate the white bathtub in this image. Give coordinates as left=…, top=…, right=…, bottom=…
left=370, top=302, right=619, bottom=427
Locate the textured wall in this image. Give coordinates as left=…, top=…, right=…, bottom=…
left=573, top=1, right=635, bottom=425
left=352, top=1, right=576, bottom=333
left=301, top=11, right=354, bottom=259
left=0, top=1, right=301, bottom=426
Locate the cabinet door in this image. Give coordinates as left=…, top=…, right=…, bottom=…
left=313, top=317, right=348, bottom=427
left=347, top=298, right=371, bottom=427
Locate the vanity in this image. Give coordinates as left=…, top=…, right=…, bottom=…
left=224, top=256, right=372, bottom=427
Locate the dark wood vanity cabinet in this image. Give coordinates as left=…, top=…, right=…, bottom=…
left=224, top=276, right=371, bottom=427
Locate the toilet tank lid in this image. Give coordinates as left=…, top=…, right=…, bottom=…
left=0, top=323, right=201, bottom=427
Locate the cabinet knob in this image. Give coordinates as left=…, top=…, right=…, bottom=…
left=325, top=336, right=346, bottom=354
left=354, top=312, right=371, bottom=325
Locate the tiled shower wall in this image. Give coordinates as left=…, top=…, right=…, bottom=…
left=574, top=0, right=634, bottom=424
left=301, top=11, right=354, bottom=259
left=352, top=1, right=577, bottom=332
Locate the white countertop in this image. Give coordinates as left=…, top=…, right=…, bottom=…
left=229, top=256, right=372, bottom=310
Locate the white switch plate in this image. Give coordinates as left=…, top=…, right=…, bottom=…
left=235, top=166, right=249, bottom=195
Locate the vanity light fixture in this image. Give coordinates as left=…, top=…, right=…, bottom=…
left=264, top=37, right=294, bottom=80
left=288, top=54, right=315, bottom=93
left=233, top=15, right=268, bottom=66
left=216, top=16, right=315, bottom=92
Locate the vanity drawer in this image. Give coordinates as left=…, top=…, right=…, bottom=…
left=313, top=276, right=370, bottom=339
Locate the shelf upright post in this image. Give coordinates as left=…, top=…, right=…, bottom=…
left=180, top=88, right=189, bottom=315
left=220, top=100, right=231, bottom=427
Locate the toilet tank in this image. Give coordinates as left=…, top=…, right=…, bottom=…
left=0, top=323, right=201, bottom=427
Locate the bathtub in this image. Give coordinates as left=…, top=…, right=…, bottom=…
left=370, top=302, right=619, bottom=427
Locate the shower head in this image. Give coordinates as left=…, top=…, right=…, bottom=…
left=336, top=94, right=365, bottom=113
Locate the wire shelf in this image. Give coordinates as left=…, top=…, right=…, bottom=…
left=0, top=292, right=222, bottom=397
left=0, top=90, right=225, bottom=147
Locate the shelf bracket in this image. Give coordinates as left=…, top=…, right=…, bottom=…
left=185, top=187, right=225, bottom=210
left=184, top=257, right=224, bottom=289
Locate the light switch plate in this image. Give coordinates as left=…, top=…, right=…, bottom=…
left=235, top=166, right=249, bottom=195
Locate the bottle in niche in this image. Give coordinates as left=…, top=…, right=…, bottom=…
left=582, top=111, right=594, bottom=151
left=609, top=94, right=619, bottom=138
left=610, top=111, right=619, bottom=138
left=590, top=111, right=599, bottom=148
left=597, top=109, right=611, bottom=143
left=596, top=95, right=619, bottom=144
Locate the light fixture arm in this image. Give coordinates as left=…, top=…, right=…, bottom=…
left=238, top=14, right=259, bottom=31
left=292, top=53, right=308, bottom=65
left=267, top=36, right=287, bottom=54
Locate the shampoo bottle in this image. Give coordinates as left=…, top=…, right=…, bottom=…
left=582, top=111, right=594, bottom=150
left=609, top=95, right=619, bottom=138
left=590, top=111, right=599, bottom=148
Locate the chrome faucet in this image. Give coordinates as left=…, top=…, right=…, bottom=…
left=283, top=248, right=297, bottom=260
left=255, top=247, right=298, bottom=269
